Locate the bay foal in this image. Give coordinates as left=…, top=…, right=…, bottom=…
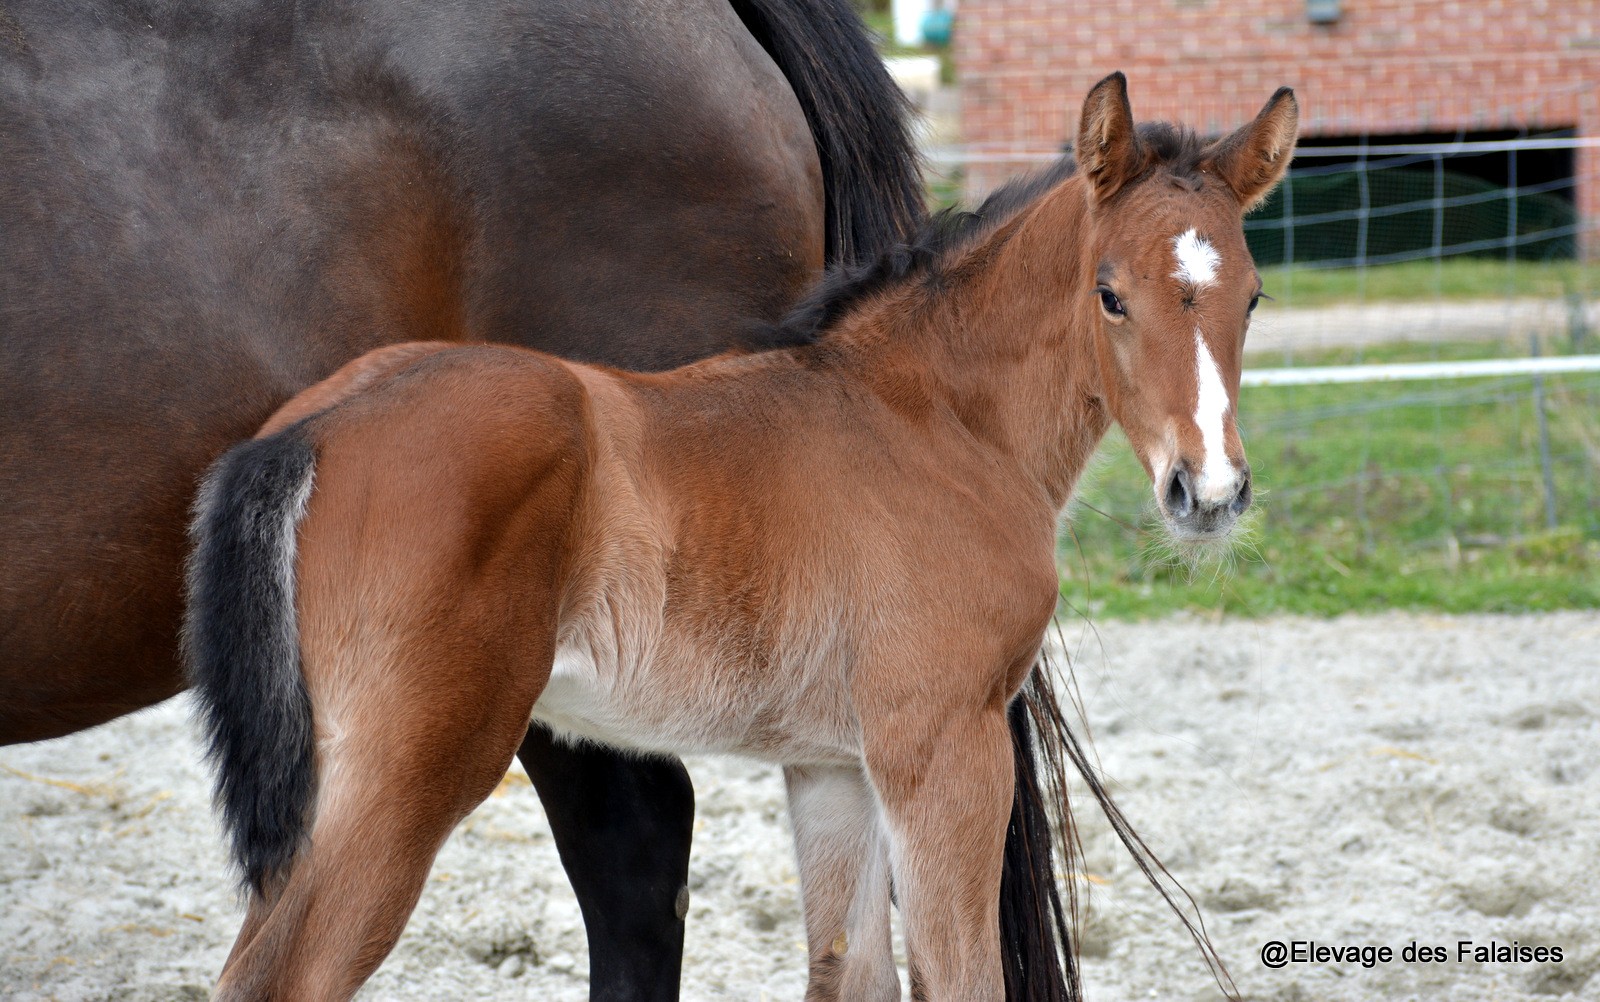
left=188, top=75, right=1296, bottom=1000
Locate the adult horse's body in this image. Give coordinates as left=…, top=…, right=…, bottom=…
left=0, top=0, right=926, bottom=997
left=187, top=76, right=1297, bottom=1001
left=0, top=0, right=917, bottom=739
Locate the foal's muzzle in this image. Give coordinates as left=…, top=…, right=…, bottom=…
left=1159, top=461, right=1252, bottom=538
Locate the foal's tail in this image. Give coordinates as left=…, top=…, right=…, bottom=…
left=184, top=428, right=320, bottom=896
left=731, top=0, right=924, bottom=264
left=1008, top=653, right=1242, bottom=1002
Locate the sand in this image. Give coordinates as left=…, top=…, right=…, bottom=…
left=4, top=611, right=1597, bottom=1001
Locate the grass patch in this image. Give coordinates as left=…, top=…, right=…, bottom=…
left=1260, top=259, right=1600, bottom=307
left=1059, top=342, right=1600, bottom=619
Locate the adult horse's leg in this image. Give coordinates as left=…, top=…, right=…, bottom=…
left=518, top=725, right=694, bottom=1002
left=507, top=2, right=923, bottom=998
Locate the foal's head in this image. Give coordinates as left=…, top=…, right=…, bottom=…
left=1073, top=74, right=1296, bottom=541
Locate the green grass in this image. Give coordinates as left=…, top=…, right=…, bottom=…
left=1058, top=341, right=1600, bottom=620
left=1260, top=258, right=1600, bottom=307
left=1247, top=335, right=1600, bottom=368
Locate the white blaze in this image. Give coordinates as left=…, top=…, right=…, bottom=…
left=1193, top=329, right=1235, bottom=502
left=1172, top=228, right=1220, bottom=288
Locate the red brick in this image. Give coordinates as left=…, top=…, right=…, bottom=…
left=953, top=0, right=1600, bottom=251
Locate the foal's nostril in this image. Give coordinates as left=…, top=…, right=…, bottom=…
left=1230, top=468, right=1253, bottom=515
left=1163, top=465, right=1195, bottom=519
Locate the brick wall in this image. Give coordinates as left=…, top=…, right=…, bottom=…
left=953, top=0, right=1600, bottom=249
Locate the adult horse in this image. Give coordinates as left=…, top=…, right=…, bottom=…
left=0, top=1, right=1075, bottom=999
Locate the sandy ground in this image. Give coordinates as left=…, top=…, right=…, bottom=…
left=4, top=611, right=1597, bottom=1002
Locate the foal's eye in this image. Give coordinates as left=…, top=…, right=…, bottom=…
left=1096, top=287, right=1126, bottom=317
left=1247, top=295, right=1261, bottom=314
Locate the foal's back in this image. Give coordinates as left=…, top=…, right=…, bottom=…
left=288, top=340, right=1057, bottom=760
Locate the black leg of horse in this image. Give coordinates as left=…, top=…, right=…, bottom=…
left=518, top=723, right=695, bottom=1002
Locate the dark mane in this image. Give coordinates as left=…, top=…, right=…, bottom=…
left=1137, top=121, right=1211, bottom=179
left=765, top=121, right=1210, bottom=347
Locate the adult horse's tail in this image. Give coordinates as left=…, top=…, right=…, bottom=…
left=1016, top=652, right=1243, bottom=1002
left=1003, top=678, right=1082, bottom=1001
left=184, top=430, right=320, bottom=895
left=732, top=0, right=924, bottom=264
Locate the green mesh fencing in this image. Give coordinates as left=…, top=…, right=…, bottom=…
left=1245, top=163, right=1579, bottom=267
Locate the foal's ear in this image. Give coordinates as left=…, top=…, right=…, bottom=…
left=1205, top=88, right=1299, bottom=211
left=1075, top=72, right=1140, bottom=204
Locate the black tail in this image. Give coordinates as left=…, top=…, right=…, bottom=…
left=730, top=0, right=924, bottom=265
left=184, top=430, right=319, bottom=896
left=1017, top=649, right=1243, bottom=1002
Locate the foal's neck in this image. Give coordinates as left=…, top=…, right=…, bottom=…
left=828, top=175, right=1111, bottom=512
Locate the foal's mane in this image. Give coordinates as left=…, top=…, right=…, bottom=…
left=756, top=122, right=1211, bottom=349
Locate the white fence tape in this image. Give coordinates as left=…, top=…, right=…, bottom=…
left=1242, top=355, right=1600, bottom=387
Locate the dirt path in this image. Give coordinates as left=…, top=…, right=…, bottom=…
left=1247, top=297, right=1599, bottom=359
left=3, top=611, right=1596, bottom=1001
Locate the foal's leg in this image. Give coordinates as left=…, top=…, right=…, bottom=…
left=519, top=724, right=694, bottom=1002
left=785, top=764, right=899, bottom=1002
left=216, top=643, right=552, bottom=1002
left=866, top=707, right=1013, bottom=1002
